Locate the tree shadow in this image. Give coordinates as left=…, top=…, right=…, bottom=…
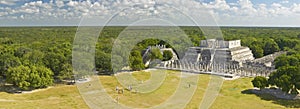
left=0, top=85, right=22, bottom=94
left=1, top=78, right=14, bottom=93
left=242, top=89, right=300, bottom=108
left=97, top=72, right=113, bottom=76
left=0, top=78, right=50, bottom=94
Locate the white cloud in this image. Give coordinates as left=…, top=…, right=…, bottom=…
left=271, top=3, right=282, bottom=8
left=291, top=3, right=300, bottom=13
left=238, top=0, right=254, bottom=9
left=208, top=0, right=230, bottom=10
left=55, top=0, right=65, bottom=8
left=0, top=0, right=18, bottom=5
left=20, top=15, right=24, bottom=19
left=280, top=0, right=289, bottom=4
left=1, top=0, right=300, bottom=26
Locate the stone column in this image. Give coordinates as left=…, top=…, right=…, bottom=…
left=199, top=64, right=202, bottom=71
left=187, top=62, right=191, bottom=70
left=175, top=61, right=178, bottom=69
left=179, top=61, right=182, bottom=69
left=196, top=63, right=199, bottom=71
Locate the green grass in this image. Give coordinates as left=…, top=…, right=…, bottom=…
left=100, top=70, right=180, bottom=108
left=131, top=71, right=151, bottom=81
left=0, top=70, right=299, bottom=109
left=0, top=85, right=88, bottom=109
left=211, top=78, right=300, bottom=109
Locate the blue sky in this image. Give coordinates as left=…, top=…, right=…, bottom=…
left=1, top=0, right=300, bottom=26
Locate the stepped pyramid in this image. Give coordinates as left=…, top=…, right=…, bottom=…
left=182, top=39, right=254, bottom=64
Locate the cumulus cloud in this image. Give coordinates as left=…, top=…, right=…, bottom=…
left=280, top=0, right=289, bottom=4
left=0, top=0, right=19, bottom=5
left=291, top=3, right=300, bottom=13
left=1, top=0, right=300, bottom=26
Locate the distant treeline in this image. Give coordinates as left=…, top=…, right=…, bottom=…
left=0, top=26, right=299, bottom=90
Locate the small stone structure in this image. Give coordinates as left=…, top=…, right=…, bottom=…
left=142, top=45, right=179, bottom=66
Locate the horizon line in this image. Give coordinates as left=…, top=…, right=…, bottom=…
left=0, top=25, right=300, bottom=28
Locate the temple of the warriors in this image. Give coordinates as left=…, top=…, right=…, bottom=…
left=182, top=39, right=254, bottom=64
left=146, top=39, right=286, bottom=78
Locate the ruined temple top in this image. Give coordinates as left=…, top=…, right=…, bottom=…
left=200, top=39, right=241, bottom=49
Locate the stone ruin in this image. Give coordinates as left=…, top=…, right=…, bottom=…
left=149, top=39, right=286, bottom=78
left=142, top=45, right=178, bottom=66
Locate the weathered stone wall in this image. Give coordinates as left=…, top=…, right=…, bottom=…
left=144, top=42, right=280, bottom=78
left=200, top=39, right=241, bottom=48
left=158, top=59, right=274, bottom=78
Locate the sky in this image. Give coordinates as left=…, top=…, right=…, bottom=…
left=1, top=0, right=300, bottom=27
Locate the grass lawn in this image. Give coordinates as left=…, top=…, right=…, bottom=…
left=0, top=85, right=88, bottom=109
left=0, top=70, right=299, bottom=109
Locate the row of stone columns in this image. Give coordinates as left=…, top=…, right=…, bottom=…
left=161, top=60, right=274, bottom=77
left=163, top=60, right=241, bottom=74
left=240, top=64, right=274, bottom=77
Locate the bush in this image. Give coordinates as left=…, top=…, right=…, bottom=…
left=162, top=50, right=173, bottom=61
left=252, top=76, right=268, bottom=89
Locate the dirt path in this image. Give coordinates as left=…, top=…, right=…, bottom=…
left=20, top=87, right=53, bottom=94
left=0, top=99, right=16, bottom=102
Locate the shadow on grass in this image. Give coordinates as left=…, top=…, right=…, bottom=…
left=0, top=79, right=17, bottom=93
left=0, top=85, right=22, bottom=94
left=0, top=79, right=68, bottom=94
left=242, top=89, right=300, bottom=108
left=97, top=72, right=113, bottom=76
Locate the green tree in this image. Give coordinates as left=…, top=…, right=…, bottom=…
left=250, top=45, right=264, bottom=58
left=95, top=51, right=112, bottom=72
left=14, top=46, right=31, bottom=58
left=268, top=66, right=300, bottom=94
left=274, top=55, right=289, bottom=69
left=22, top=50, right=45, bottom=66
left=29, top=66, right=54, bottom=88
left=275, top=38, right=298, bottom=50
left=5, top=65, right=31, bottom=90
left=148, top=48, right=163, bottom=61
left=263, top=39, right=280, bottom=55
left=252, top=76, right=268, bottom=89
left=241, top=37, right=257, bottom=47
left=58, top=63, right=73, bottom=81
left=0, top=54, right=21, bottom=77
left=5, top=65, right=53, bottom=90
left=274, top=55, right=300, bottom=69
left=43, top=52, right=66, bottom=76
left=190, top=34, right=202, bottom=46
left=162, top=50, right=173, bottom=61
left=136, top=39, right=160, bottom=50
left=111, top=54, right=124, bottom=72
left=0, top=38, right=14, bottom=45
left=129, top=50, right=145, bottom=71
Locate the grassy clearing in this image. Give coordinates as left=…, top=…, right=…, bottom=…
left=100, top=70, right=179, bottom=108
left=131, top=71, right=151, bottom=81
left=0, top=85, right=88, bottom=109
left=0, top=70, right=299, bottom=109
left=211, top=78, right=300, bottom=109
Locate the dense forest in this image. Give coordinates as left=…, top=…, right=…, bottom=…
left=0, top=26, right=299, bottom=91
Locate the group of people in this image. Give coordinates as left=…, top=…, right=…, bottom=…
left=115, top=85, right=133, bottom=103
left=115, top=86, right=124, bottom=94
